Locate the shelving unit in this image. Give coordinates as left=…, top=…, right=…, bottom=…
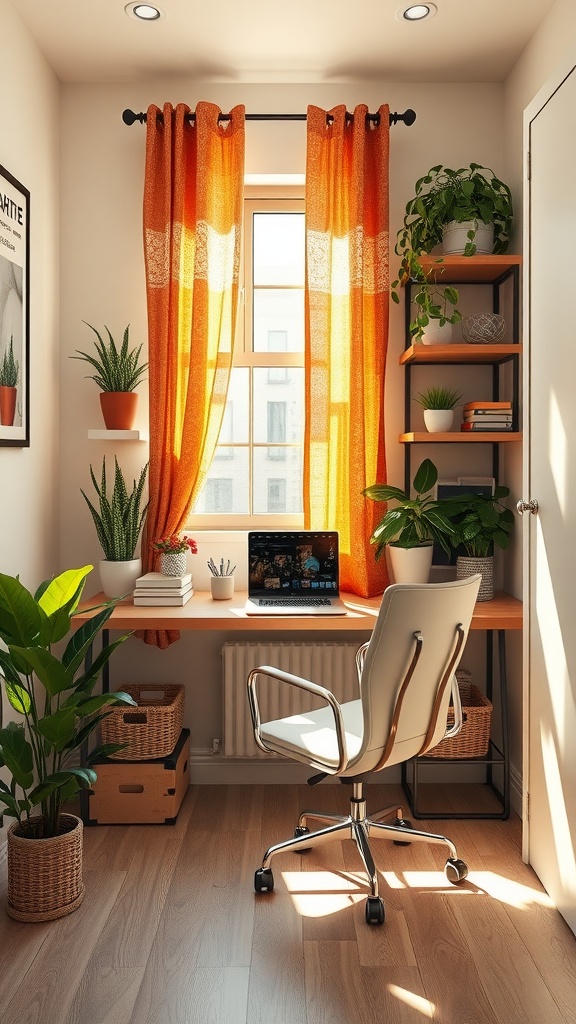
left=399, top=254, right=522, bottom=820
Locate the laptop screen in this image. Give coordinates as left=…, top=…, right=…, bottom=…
left=248, top=531, right=340, bottom=599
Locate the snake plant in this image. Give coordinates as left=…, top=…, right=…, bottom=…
left=81, top=457, right=148, bottom=561
left=72, top=322, right=148, bottom=392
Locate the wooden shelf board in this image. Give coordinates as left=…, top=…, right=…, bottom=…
left=400, top=432, right=522, bottom=443
left=400, top=343, right=522, bottom=365
left=411, top=254, right=522, bottom=284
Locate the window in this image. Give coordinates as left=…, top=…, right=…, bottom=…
left=190, top=188, right=305, bottom=527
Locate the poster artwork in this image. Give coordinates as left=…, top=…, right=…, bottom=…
left=0, top=165, right=29, bottom=446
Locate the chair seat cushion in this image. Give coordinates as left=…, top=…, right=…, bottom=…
left=260, top=699, right=364, bottom=768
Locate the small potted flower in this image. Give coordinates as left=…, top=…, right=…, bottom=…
left=153, top=534, right=198, bottom=577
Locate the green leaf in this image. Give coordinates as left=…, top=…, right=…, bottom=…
left=0, top=722, right=34, bottom=790
left=37, top=566, right=93, bottom=644
left=0, top=573, right=42, bottom=647
left=413, top=458, right=438, bottom=496
left=36, top=707, right=77, bottom=751
left=9, top=645, right=72, bottom=697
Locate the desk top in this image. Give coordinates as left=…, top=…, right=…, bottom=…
left=75, top=590, right=522, bottom=632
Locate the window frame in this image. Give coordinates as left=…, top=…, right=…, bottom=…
left=188, top=186, right=305, bottom=530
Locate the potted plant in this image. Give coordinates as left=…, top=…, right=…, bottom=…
left=71, top=322, right=148, bottom=430
left=414, top=385, right=462, bottom=433
left=448, top=484, right=515, bottom=601
left=392, top=249, right=461, bottom=345
left=392, top=163, right=513, bottom=344
left=153, top=534, right=198, bottom=577
left=0, top=335, right=19, bottom=426
left=81, top=456, right=149, bottom=598
left=363, top=458, right=457, bottom=583
left=0, top=565, right=136, bottom=920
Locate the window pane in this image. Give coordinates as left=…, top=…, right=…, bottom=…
left=253, top=448, right=303, bottom=514
left=192, top=448, right=249, bottom=514
left=224, top=367, right=249, bottom=441
left=252, top=368, right=304, bottom=443
left=253, top=213, right=305, bottom=286
left=253, top=289, right=304, bottom=353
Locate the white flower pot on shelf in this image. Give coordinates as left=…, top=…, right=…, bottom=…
left=99, top=558, right=142, bottom=598
left=442, top=220, right=494, bottom=255
left=388, top=543, right=433, bottom=585
left=421, top=320, right=453, bottom=346
left=423, top=409, right=454, bottom=433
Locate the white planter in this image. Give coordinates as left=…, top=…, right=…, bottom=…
left=160, top=552, right=187, bottom=576
left=99, top=558, right=142, bottom=598
left=442, top=220, right=494, bottom=255
left=388, top=543, right=433, bottom=585
left=423, top=409, right=454, bottom=433
left=421, top=320, right=453, bottom=346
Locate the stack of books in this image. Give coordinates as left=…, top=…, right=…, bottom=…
left=461, top=401, right=513, bottom=432
left=133, top=572, right=194, bottom=606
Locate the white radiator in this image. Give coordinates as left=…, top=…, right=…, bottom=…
left=222, top=641, right=361, bottom=758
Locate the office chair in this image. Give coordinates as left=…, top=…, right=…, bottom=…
left=247, top=574, right=481, bottom=925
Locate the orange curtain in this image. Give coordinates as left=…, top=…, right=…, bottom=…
left=141, top=101, right=245, bottom=647
left=304, top=104, right=390, bottom=597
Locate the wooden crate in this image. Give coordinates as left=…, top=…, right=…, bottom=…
left=88, top=729, right=190, bottom=825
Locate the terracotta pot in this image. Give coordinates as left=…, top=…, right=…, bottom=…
left=7, top=814, right=84, bottom=922
left=0, top=385, right=17, bottom=426
left=99, top=391, right=138, bottom=430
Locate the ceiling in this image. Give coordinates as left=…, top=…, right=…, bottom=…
left=10, top=0, right=556, bottom=85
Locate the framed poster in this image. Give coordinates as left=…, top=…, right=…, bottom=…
left=0, top=165, right=29, bottom=446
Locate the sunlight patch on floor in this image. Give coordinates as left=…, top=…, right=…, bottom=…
left=388, top=985, right=435, bottom=1018
left=282, top=870, right=364, bottom=917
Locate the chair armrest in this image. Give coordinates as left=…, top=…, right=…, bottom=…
left=355, top=641, right=370, bottom=688
left=247, top=665, right=348, bottom=773
left=442, top=674, right=463, bottom=740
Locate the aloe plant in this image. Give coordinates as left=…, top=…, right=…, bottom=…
left=72, top=322, right=148, bottom=392
left=81, top=457, right=148, bottom=561
left=0, top=565, right=136, bottom=837
left=0, top=336, right=19, bottom=387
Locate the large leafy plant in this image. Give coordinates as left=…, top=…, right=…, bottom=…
left=71, top=322, right=148, bottom=393
left=364, top=459, right=457, bottom=558
left=0, top=565, right=136, bottom=837
left=448, top=485, right=514, bottom=558
left=81, top=456, right=148, bottom=561
left=0, top=336, right=19, bottom=388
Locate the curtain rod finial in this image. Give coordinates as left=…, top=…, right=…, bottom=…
left=122, top=109, right=147, bottom=125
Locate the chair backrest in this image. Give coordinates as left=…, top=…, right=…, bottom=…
left=345, top=574, right=481, bottom=777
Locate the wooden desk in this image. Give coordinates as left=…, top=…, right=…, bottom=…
left=77, top=588, right=522, bottom=822
left=76, top=589, right=521, bottom=632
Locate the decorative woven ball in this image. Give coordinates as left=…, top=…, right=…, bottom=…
left=462, top=312, right=506, bottom=344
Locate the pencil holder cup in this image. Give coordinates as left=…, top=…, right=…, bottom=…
left=211, top=575, right=234, bottom=600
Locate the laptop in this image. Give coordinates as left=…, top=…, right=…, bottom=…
left=245, top=530, right=348, bottom=616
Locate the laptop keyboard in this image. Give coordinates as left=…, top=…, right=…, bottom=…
left=259, top=598, right=333, bottom=608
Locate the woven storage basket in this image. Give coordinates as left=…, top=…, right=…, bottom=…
left=426, top=674, right=492, bottom=759
left=7, top=813, right=84, bottom=922
left=102, top=683, right=185, bottom=760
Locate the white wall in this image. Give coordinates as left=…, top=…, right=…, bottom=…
left=0, top=1, right=61, bottom=841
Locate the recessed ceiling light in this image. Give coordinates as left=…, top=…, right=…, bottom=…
left=125, top=3, right=164, bottom=21
left=397, top=4, right=437, bottom=21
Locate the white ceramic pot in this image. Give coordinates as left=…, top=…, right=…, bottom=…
left=442, top=220, right=494, bottom=255
left=99, top=558, right=142, bottom=598
left=423, top=409, right=454, bottom=433
left=388, top=543, right=433, bottom=585
left=421, top=320, right=453, bottom=346
left=210, top=575, right=235, bottom=600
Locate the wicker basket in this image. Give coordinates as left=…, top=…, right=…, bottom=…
left=7, top=814, right=84, bottom=922
left=426, top=674, right=492, bottom=759
left=102, top=684, right=185, bottom=760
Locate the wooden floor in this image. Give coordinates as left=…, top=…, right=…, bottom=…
left=1, top=783, right=576, bottom=1024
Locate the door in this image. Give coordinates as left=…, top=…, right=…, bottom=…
left=525, top=60, right=576, bottom=933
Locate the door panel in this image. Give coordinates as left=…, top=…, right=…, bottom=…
left=527, top=64, right=576, bottom=932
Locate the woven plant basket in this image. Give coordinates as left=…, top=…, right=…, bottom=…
left=101, top=683, right=185, bottom=760
left=7, top=814, right=84, bottom=922
left=427, top=673, right=492, bottom=759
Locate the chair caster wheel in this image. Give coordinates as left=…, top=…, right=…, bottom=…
left=393, top=817, right=413, bottom=846
left=365, top=896, right=385, bottom=925
left=254, top=868, right=274, bottom=893
left=294, top=825, right=311, bottom=852
left=445, top=857, right=468, bottom=884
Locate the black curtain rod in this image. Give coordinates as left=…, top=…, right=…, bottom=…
left=122, top=107, right=416, bottom=127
